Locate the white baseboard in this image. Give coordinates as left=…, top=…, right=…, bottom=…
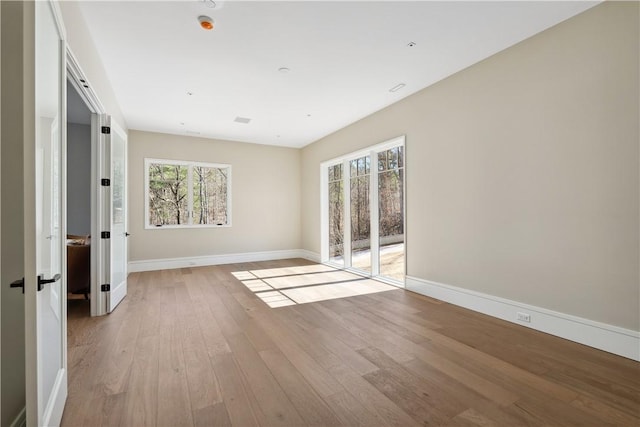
left=128, top=249, right=320, bottom=273
left=406, top=276, right=640, bottom=361
left=10, top=407, right=26, bottom=427
left=298, top=249, right=321, bottom=263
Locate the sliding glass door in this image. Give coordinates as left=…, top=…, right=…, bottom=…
left=377, top=146, right=404, bottom=281
left=350, top=156, right=371, bottom=273
left=322, top=136, right=405, bottom=285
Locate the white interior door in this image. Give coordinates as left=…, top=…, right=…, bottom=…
left=25, top=1, right=67, bottom=425
left=109, top=122, right=128, bottom=312
left=97, top=115, right=128, bottom=314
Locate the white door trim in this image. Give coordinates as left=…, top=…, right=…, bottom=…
left=67, top=46, right=108, bottom=316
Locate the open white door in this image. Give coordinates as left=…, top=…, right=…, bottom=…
left=97, top=115, right=128, bottom=313
left=25, top=1, right=68, bottom=425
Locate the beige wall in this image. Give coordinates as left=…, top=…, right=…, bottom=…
left=128, top=130, right=301, bottom=261
left=67, top=123, right=91, bottom=235
left=301, top=2, right=639, bottom=331
left=1, top=2, right=26, bottom=424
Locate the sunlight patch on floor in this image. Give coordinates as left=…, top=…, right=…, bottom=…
left=232, top=265, right=397, bottom=308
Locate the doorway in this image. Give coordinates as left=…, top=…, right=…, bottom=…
left=67, top=50, right=129, bottom=317
left=321, top=136, right=406, bottom=285
left=66, top=80, right=93, bottom=317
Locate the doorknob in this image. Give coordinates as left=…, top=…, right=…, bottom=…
left=10, top=278, right=25, bottom=294
left=37, top=274, right=61, bottom=291
left=125, top=232, right=130, bottom=237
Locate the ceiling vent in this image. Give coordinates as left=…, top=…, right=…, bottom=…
left=234, top=117, right=251, bottom=124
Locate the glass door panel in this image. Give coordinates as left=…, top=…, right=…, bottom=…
left=378, top=147, right=405, bottom=281
left=328, top=164, right=344, bottom=266
left=29, top=1, right=67, bottom=423
left=109, top=123, right=128, bottom=312
left=350, top=156, right=371, bottom=273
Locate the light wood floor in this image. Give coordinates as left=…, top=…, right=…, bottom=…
left=62, top=259, right=640, bottom=427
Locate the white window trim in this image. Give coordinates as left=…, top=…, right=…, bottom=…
left=320, top=135, right=406, bottom=286
left=144, top=157, right=232, bottom=229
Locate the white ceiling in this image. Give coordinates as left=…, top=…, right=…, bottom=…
left=78, top=1, right=599, bottom=148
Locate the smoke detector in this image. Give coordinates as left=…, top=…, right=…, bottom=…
left=198, top=15, right=214, bottom=30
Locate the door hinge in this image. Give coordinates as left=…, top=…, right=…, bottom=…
left=101, top=178, right=110, bottom=186
left=101, top=231, right=110, bottom=239
left=101, top=126, right=111, bottom=134
left=101, top=284, right=110, bottom=292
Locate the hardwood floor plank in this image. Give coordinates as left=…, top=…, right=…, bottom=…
left=415, top=326, right=579, bottom=403
left=403, top=357, right=543, bottom=427
left=323, top=390, right=382, bottom=427
left=445, top=408, right=499, bottom=427
left=510, top=394, right=616, bottom=427
left=179, top=303, right=223, bottom=411
left=120, top=334, right=160, bottom=427
left=62, top=259, right=640, bottom=427
left=259, top=348, right=343, bottom=426
left=225, top=333, right=306, bottom=426
left=313, top=327, right=378, bottom=375
left=193, top=402, right=232, bottom=427
left=211, top=352, right=261, bottom=427
left=570, top=394, right=640, bottom=426
left=156, top=289, right=194, bottom=427
left=327, top=363, right=421, bottom=427
left=81, top=391, right=126, bottom=427
left=251, top=307, right=345, bottom=398
left=358, top=346, right=466, bottom=418
left=411, top=343, right=519, bottom=406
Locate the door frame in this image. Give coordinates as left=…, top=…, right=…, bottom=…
left=320, top=135, right=407, bottom=286
left=66, top=48, right=109, bottom=316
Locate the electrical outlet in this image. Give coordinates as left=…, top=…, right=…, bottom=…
left=517, top=312, right=531, bottom=323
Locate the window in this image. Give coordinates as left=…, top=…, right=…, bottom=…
left=144, top=158, right=231, bottom=228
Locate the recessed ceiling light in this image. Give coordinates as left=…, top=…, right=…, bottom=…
left=202, top=0, right=219, bottom=9
left=278, top=67, right=290, bottom=73
left=234, top=116, right=251, bottom=124
left=407, top=42, right=416, bottom=47
left=180, top=122, right=185, bottom=125
left=187, top=91, right=194, bottom=96
left=389, top=83, right=406, bottom=93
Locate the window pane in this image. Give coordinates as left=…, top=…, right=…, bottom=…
left=328, top=180, right=344, bottom=265
left=397, top=145, right=404, bottom=168
left=379, top=168, right=404, bottom=281
left=378, top=151, right=387, bottom=171
left=193, top=166, right=229, bottom=225
left=350, top=159, right=357, bottom=177
left=351, top=174, right=371, bottom=273
left=388, top=147, right=398, bottom=169
left=148, top=164, right=188, bottom=225
left=329, top=164, right=343, bottom=182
